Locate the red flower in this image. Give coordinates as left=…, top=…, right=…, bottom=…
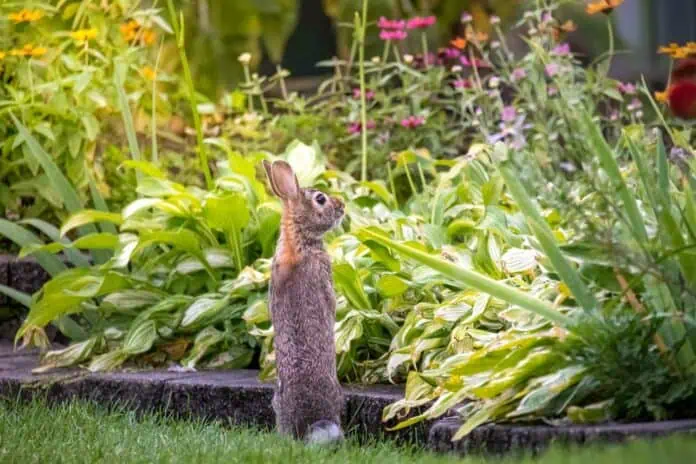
left=667, top=58, right=696, bottom=119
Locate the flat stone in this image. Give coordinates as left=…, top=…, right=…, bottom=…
left=427, top=417, right=696, bottom=455
left=0, top=255, right=10, bottom=306
left=9, top=256, right=51, bottom=296
left=164, top=370, right=275, bottom=429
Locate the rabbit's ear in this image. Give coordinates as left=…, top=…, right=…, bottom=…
left=268, top=160, right=300, bottom=200
left=262, top=160, right=282, bottom=198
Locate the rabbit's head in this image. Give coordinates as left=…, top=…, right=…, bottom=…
left=263, top=160, right=344, bottom=241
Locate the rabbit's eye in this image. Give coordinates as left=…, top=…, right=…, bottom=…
left=314, top=192, right=327, bottom=206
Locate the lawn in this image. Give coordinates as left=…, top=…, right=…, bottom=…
left=0, top=400, right=695, bottom=464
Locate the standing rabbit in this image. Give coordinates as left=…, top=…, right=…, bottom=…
left=262, top=160, right=345, bottom=445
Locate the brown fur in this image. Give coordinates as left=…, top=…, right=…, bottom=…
left=262, top=160, right=345, bottom=442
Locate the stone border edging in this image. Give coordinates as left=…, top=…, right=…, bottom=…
left=428, top=416, right=696, bottom=455
left=2, top=347, right=696, bottom=455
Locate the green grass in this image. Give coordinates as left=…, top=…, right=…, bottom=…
left=1, top=400, right=695, bottom=464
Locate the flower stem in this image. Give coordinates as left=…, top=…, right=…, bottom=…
left=166, top=0, right=212, bottom=190
left=357, top=0, right=370, bottom=182
left=421, top=32, right=429, bottom=69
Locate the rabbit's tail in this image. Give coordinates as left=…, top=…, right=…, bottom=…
left=305, top=420, right=344, bottom=446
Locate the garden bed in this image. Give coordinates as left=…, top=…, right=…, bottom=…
left=1, top=342, right=694, bottom=456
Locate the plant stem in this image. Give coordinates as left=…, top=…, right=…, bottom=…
left=166, top=0, right=213, bottom=190
left=421, top=32, right=429, bottom=69
left=358, top=0, right=369, bottom=182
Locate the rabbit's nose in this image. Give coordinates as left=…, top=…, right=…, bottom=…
left=334, top=198, right=345, bottom=213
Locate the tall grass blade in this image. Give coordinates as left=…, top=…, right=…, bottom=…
left=0, top=284, right=31, bottom=307
left=0, top=219, right=66, bottom=276
left=166, top=0, right=213, bottom=189
left=114, top=60, right=142, bottom=162
left=579, top=109, right=648, bottom=243
left=499, top=162, right=598, bottom=313
left=11, top=114, right=85, bottom=215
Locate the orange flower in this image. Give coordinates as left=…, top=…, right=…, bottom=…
left=142, top=29, right=156, bottom=45
left=8, top=9, right=43, bottom=24
left=70, top=28, right=98, bottom=43
left=586, top=0, right=624, bottom=15
left=10, top=44, right=47, bottom=57
left=658, top=42, right=695, bottom=59
left=142, top=66, right=156, bottom=80
left=450, top=37, right=467, bottom=49
left=654, top=91, right=668, bottom=103
left=120, top=20, right=139, bottom=41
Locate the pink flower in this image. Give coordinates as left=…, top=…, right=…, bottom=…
left=548, top=86, right=558, bottom=96
left=542, top=12, right=554, bottom=23
left=378, top=17, right=406, bottom=30
left=617, top=82, right=636, bottom=94
left=511, top=68, right=527, bottom=81
left=453, top=79, right=471, bottom=89
left=406, top=16, right=436, bottom=30
left=501, top=106, right=516, bottom=123
left=400, top=115, right=425, bottom=129
left=379, top=29, right=408, bottom=41
left=443, top=47, right=461, bottom=59
left=461, top=12, right=473, bottom=23
left=551, top=43, right=571, bottom=56
left=347, top=121, right=376, bottom=134
left=352, top=88, right=375, bottom=100
left=545, top=63, right=560, bottom=77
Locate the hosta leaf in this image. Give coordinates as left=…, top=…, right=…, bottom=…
left=333, top=263, right=371, bottom=309
left=102, top=290, right=163, bottom=311
left=502, top=248, right=540, bottom=274
left=181, top=296, right=231, bottom=328
left=60, top=210, right=123, bottom=237
left=123, top=320, right=158, bottom=355
left=377, top=274, right=409, bottom=298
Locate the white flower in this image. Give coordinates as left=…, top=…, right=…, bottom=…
left=488, top=76, right=500, bottom=88
left=451, top=65, right=463, bottom=72
left=403, top=54, right=414, bottom=64
left=490, top=15, right=501, bottom=25
left=371, top=56, right=381, bottom=64
left=238, top=52, right=251, bottom=64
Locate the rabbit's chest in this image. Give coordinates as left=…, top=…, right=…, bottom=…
left=269, top=256, right=335, bottom=333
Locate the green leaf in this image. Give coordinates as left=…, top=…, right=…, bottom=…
left=333, top=263, right=372, bottom=310
left=60, top=210, right=123, bottom=237
left=19, top=218, right=90, bottom=268
left=377, top=274, right=409, bottom=298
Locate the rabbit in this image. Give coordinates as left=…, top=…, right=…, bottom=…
left=262, top=160, right=346, bottom=445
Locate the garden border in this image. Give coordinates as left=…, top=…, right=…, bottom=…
left=1, top=342, right=695, bottom=456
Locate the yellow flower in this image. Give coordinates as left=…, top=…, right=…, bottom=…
left=654, top=91, right=668, bottom=104
left=8, top=9, right=43, bottom=24
left=0, top=51, right=5, bottom=60
left=142, top=66, right=156, bottom=80
left=10, top=44, right=47, bottom=57
left=70, top=28, right=98, bottom=43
